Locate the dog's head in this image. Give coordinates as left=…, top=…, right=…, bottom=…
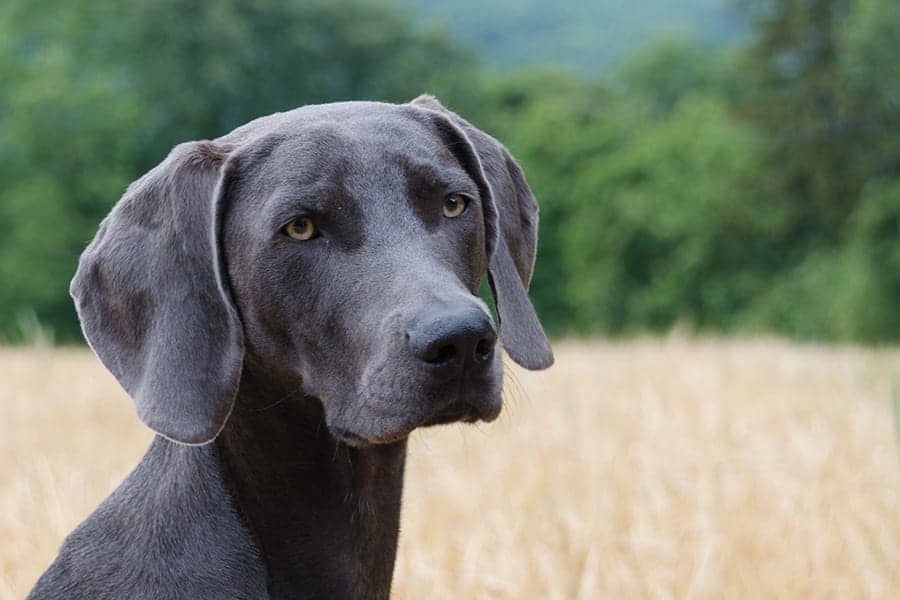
left=70, top=96, right=552, bottom=446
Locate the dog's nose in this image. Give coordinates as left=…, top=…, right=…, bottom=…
left=408, top=307, right=496, bottom=369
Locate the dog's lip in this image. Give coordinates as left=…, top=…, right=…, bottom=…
left=330, top=425, right=409, bottom=447
left=329, top=391, right=503, bottom=447
left=423, top=398, right=501, bottom=426
left=423, top=402, right=477, bottom=425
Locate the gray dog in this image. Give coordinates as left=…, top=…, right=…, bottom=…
left=29, top=95, right=553, bottom=599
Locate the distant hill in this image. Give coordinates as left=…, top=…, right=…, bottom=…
left=398, top=0, right=745, bottom=73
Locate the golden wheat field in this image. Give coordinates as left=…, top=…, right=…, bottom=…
left=2, top=338, right=899, bottom=599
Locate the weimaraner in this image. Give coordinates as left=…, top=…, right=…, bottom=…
left=29, top=95, right=553, bottom=599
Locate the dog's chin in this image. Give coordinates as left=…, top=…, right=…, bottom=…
left=421, top=398, right=500, bottom=427
left=329, top=426, right=403, bottom=448
left=329, top=395, right=503, bottom=448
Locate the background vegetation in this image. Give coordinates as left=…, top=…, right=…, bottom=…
left=1, top=0, right=898, bottom=343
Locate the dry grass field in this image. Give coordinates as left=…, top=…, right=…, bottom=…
left=2, top=338, right=899, bottom=598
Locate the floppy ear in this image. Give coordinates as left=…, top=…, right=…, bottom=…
left=70, top=141, right=244, bottom=445
left=410, top=94, right=553, bottom=370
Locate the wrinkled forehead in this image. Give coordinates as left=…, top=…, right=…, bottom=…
left=246, top=111, right=478, bottom=207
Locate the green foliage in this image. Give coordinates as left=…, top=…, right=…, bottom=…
left=560, top=94, right=772, bottom=334
left=0, top=0, right=898, bottom=344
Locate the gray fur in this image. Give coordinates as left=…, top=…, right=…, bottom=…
left=30, top=97, right=552, bottom=599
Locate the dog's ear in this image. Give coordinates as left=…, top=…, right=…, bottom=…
left=410, top=94, right=553, bottom=370
left=70, top=141, right=243, bottom=445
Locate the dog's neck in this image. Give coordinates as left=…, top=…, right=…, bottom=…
left=215, top=371, right=407, bottom=599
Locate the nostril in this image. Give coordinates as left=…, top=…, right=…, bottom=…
left=408, top=307, right=496, bottom=368
left=475, top=336, right=496, bottom=362
left=423, top=342, right=458, bottom=365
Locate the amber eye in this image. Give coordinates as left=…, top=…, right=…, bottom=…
left=282, top=217, right=318, bottom=240
left=443, top=193, right=469, bottom=218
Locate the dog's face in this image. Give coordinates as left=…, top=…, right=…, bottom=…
left=70, top=98, right=553, bottom=445
left=223, top=114, right=502, bottom=445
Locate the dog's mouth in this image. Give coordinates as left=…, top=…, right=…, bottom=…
left=330, top=425, right=411, bottom=447
left=422, top=401, right=481, bottom=426
left=330, top=398, right=501, bottom=447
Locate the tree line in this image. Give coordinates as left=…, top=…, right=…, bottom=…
left=0, top=0, right=897, bottom=343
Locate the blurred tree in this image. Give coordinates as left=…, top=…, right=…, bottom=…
left=561, top=94, right=777, bottom=334
left=737, top=0, right=857, bottom=247
left=732, top=0, right=900, bottom=341
left=616, top=39, right=736, bottom=115
left=836, top=0, right=900, bottom=340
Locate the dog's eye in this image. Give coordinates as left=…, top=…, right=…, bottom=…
left=443, top=194, right=469, bottom=218
left=282, top=217, right=318, bottom=241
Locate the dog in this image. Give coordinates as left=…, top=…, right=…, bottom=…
left=29, top=95, right=553, bottom=599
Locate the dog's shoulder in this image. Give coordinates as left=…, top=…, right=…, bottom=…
left=28, top=437, right=267, bottom=600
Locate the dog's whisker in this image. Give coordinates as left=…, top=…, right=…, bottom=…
left=469, top=421, right=490, bottom=439
left=502, top=368, right=530, bottom=408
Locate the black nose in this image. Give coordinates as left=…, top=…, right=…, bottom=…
left=408, top=307, right=497, bottom=369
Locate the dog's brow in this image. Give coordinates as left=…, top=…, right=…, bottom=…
left=268, top=181, right=345, bottom=222
left=403, top=160, right=478, bottom=196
